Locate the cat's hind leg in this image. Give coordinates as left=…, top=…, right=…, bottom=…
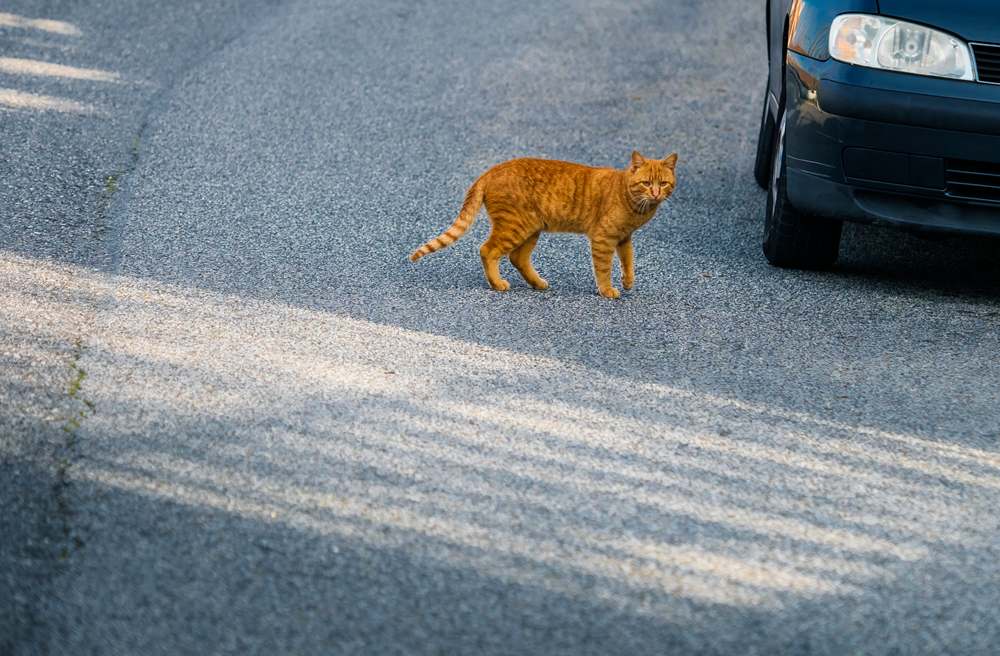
left=479, top=230, right=513, bottom=292
left=480, top=215, right=538, bottom=292
left=509, top=232, right=548, bottom=290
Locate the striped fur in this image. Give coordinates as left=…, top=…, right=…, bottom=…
left=410, top=151, right=678, bottom=297
left=409, top=178, right=485, bottom=262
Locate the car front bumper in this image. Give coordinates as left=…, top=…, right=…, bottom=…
left=782, top=51, right=1000, bottom=235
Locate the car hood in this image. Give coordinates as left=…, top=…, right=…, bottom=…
left=878, top=0, right=1000, bottom=44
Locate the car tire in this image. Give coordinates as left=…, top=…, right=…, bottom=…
left=753, top=89, right=774, bottom=189
left=763, top=109, right=842, bottom=269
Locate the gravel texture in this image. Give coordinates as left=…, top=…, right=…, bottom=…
left=4, top=1, right=1000, bottom=654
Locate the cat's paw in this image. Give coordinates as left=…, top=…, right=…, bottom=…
left=531, top=278, right=549, bottom=290
left=622, top=276, right=634, bottom=290
left=491, top=279, right=511, bottom=292
left=598, top=287, right=621, bottom=299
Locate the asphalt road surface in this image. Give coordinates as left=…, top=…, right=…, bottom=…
left=4, top=1, right=1000, bottom=654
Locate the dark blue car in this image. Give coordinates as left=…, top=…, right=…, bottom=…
left=757, top=0, right=1000, bottom=268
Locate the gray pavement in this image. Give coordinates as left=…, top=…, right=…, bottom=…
left=3, top=0, right=1000, bottom=654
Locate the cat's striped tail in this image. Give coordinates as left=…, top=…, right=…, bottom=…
left=410, top=178, right=484, bottom=262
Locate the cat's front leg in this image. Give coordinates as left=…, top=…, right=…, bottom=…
left=589, top=237, right=620, bottom=299
left=616, top=236, right=635, bottom=290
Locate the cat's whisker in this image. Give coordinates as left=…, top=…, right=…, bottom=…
left=630, top=193, right=648, bottom=213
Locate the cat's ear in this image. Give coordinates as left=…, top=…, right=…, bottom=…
left=663, top=153, right=679, bottom=169
left=630, top=150, right=645, bottom=172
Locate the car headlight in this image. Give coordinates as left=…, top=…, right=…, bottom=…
left=829, top=14, right=974, bottom=81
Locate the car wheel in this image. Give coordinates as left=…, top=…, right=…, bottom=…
left=762, top=109, right=842, bottom=269
left=753, top=88, right=774, bottom=189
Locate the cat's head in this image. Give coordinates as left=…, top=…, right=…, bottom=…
left=627, top=151, right=678, bottom=205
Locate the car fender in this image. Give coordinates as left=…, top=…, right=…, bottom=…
left=787, top=0, right=879, bottom=62
left=764, top=0, right=878, bottom=134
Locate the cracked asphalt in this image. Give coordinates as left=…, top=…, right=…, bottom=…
left=3, top=1, right=1000, bottom=654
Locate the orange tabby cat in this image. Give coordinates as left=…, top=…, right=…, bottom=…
left=410, top=151, right=678, bottom=298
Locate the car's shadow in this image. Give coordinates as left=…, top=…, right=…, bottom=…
left=837, top=221, right=1000, bottom=297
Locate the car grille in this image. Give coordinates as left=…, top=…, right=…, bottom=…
left=945, top=158, right=1000, bottom=204
left=972, top=43, right=1000, bottom=84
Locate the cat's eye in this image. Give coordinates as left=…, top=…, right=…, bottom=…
left=641, top=181, right=651, bottom=186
